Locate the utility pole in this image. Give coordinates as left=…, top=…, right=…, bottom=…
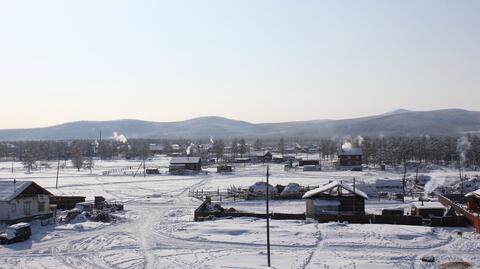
left=402, top=161, right=407, bottom=202
left=265, top=165, right=271, bottom=267
left=55, top=156, right=60, bottom=189
left=353, top=177, right=356, bottom=213
left=458, top=158, right=463, bottom=194
left=143, top=152, right=146, bottom=178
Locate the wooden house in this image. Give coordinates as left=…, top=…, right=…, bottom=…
left=302, top=181, right=368, bottom=217
left=169, top=157, right=202, bottom=172
left=337, top=148, right=363, bottom=171
left=0, top=181, right=53, bottom=223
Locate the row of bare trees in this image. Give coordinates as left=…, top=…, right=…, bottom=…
left=1, top=134, right=479, bottom=171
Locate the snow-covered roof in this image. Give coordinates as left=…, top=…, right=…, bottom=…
left=375, top=179, right=403, bottom=187
left=9, top=222, right=30, bottom=229
left=465, top=189, right=480, bottom=198
left=302, top=181, right=368, bottom=199
left=411, top=202, right=446, bottom=210
left=170, top=157, right=201, bottom=164
left=338, top=148, right=363, bottom=156
left=0, top=181, right=35, bottom=202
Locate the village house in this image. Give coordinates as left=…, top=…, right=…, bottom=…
left=169, top=157, right=202, bottom=172
left=0, top=181, right=53, bottom=223
left=302, top=181, right=368, bottom=218
left=336, top=148, right=363, bottom=171
left=248, top=151, right=273, bottom=163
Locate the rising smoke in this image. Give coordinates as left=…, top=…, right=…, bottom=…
left=112, top=132, right=128, bottom=144
left=457, top=136, right=471, bottom=165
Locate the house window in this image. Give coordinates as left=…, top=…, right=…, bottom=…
left=38, top=202, right=45, bottom=212
left=11, top=203, right=16, bottom=212
left=23, top=201, right=31, bottom=216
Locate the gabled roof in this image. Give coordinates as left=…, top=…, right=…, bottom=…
left=337, top=148, right=363, bottom=156
left=170, top=157, right=201, bottom=164
left=302, top=181, right=368, bottom=199
left=0, top=181, right=52, bottom=202
left=465, top=189, right=480, bottom=198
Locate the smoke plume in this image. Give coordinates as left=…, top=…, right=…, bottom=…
left=457, top=136, right=471, bottom=165
left=112, top=132, right=128, bottom=144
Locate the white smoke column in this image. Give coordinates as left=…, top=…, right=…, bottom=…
left=112, top=132, right=128, bottom=144
left=424, top=172, right=459, bottom=195
left=210, top=136, right=214, bottom=144
left=457, top=136, right=471, bottom=165
left=341, top=142, right=353, bottom=151
left=357, top=136, right=364, bottom=147
left=186, top=143, right=195, bottom=156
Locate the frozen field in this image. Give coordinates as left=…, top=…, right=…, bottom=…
left=0, top=158, right=479, bottom=269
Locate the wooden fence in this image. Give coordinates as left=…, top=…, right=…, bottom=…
left=438, top=195, right=480, bottom=233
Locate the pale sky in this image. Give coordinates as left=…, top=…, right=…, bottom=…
left=0, top=0, right=479, bottom=128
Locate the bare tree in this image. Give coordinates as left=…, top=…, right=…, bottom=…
left=212, top=139, right=225, bottom=161
left=254, top=139, right=263, bottom=151
left=71, top=146, right=84, bottom=171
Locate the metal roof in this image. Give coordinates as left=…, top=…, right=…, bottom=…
left=170, top=157, right=201, bottom=164
left=303, top=181, right=368, bottom=199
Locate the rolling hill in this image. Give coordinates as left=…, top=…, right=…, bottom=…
left=0, top=109, right=479, bottom=141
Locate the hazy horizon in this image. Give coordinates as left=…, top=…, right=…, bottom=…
left=1, top=1, right=479, bottom=128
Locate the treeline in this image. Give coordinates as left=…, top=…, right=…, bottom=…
left=1, top=134, right=479, bottom=169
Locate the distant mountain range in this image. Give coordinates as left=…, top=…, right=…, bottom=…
left=0, top=109, right=479, bottom=141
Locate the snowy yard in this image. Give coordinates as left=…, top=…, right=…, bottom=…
left=0, top=158, right=479, bottom=268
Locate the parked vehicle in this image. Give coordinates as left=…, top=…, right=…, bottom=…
left=0, top=223, right=32, bottom=244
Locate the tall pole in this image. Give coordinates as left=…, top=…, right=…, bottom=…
left=266, top=165, right=271, bottom=267
left=353, top=177, right=356, bottom=213
left=143, top=153, right=146, bottom=178
left=458, top=158, right=463, bottom=194
left=55, top=157, right=60, bottom=189
left=402, top=162, right=407, bottom=202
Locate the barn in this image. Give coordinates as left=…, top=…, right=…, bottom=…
left=303, top=181, right=368, bottom=217
left=0, top=181, right=53, bottom=223
left=169, top=157, right=202, bottom=172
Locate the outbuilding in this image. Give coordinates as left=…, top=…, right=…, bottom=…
left=303, top=181, right=368, bottom=217
left=410, top=201, right=446, bottom=219
left=0, top=181, right=53, bottom=223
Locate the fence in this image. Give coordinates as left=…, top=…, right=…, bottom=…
left=188, top=185, right=320, bottom=203
left=438, top=195, right=480, bottom=233
left=316, top=214, right=423, bottom=226
left=193, top=196, right=306, bottom=221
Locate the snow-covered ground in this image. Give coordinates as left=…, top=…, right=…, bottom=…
left=0, top=157, right=479, bottom=268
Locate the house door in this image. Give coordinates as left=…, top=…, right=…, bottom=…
left=24, top=201, right=32, bottom=216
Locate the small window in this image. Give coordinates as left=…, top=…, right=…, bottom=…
left=38, top=202, right=45, bottom=212
left=11, top=203, right=16, bottom=212
left=24, top=201, right=31, bottom=216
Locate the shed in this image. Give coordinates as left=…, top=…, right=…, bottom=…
left=169, top=157, right=202, bottom=172
left=303, top=181, right=368, bottom=217
left=0, top=181, right=53, bottom=223
left=410, top=201, right=446, bottom=219
left=299, top=159, right=320, bottom=167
